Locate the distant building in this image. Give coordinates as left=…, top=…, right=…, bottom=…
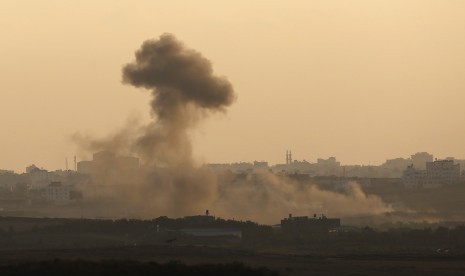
left=314, top=157, right=340, bottom=176
left=281, top=214, right=340, bottom=234
left=253, top=161, right=269, bottom=170
left=26, top=164, right=43, bottom=174
left=382, top=152, right=435, bottom=178
left=207, top=162, right=254, bottom=173
left=26, top=164, right=50, bottom=189
left=449, top=158, right=465, bottom=176
left=402, top=159, right=460, bottom=188
left=382, top=158, right=411, bottom=175
left=184, top=210, right=215, bottom=225
left=43, top=182, right=72, bottom=204
left=76, top=151, right=139, bottom=175
left=273, top=151, right=315, bottom=174
left=230, top=162, right=254, bottom=173
left=76, top=161, right=93, bottom=174
left=0, top=169, right=14, bottom=175
left=0, top=171, right=28, bottom=190
left=424, top=159, right=460, bottom=188
left=410, top=152, right=434, bottom=170
left=402, top=164, right=426, bottom=188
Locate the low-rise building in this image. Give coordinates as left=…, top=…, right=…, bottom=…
left=281, top=214, right=340, bottom=234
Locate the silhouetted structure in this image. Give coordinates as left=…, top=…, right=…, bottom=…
left=281, top=214, right=340, bottom=234
left=425, top=159, right=460, bottom=188
left=77, top=151, right=139, bottom=175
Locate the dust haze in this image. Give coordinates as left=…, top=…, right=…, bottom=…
left=73, top=34, right=390, bottom=224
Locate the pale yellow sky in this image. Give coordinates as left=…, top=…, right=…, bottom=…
left=1, top=1, right=465, bottom=172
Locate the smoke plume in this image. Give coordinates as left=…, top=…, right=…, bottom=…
left=73, top=34, right=392, bottom=223
left=212, top=171, right=392, bottom=224
left=122, top=33, right=234, bottom=167
left=73, top=34, right=235, bottom=217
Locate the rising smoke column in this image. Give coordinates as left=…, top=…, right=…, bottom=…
left=74, top=34, right=393, bottom=222
left=116, top=34, right=235, bottom=216
left=122, top=33, right=235, bottom=167
left=73, top=34, right=235, bottom=217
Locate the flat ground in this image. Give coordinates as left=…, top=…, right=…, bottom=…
left=1, top=245, right=465, bottom=276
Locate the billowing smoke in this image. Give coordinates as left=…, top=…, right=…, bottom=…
left=122, top=33, right=234, bottom=167
left=212, top=171, right=392, bottom=224
left=73, top=34, right=391, bottom=223
left=73, top=34, right=234, bottom=217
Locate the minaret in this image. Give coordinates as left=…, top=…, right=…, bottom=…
left=289, top=150, right=293, bottom=164
left=286, top=150, right=289, bottom=164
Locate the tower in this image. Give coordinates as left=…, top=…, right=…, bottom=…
left=286, top=150, right=293, bottom=164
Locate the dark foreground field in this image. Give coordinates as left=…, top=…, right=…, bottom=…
left=1, top=245, right=465, bottom=276
left=0, top=259, right=278, bottom=276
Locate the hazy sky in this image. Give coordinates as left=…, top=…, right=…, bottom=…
left=1, top=1, right=465, bottom=172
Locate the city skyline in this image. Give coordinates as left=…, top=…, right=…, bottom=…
left=3, top=2, right=465, bottom=273
left=2, top=150, right=462, bottom=174
left=2, top=1, right=465, bottom=172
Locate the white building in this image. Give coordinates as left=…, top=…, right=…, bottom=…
left=44, top=182, right=72, bottom=204
left=425, top=159, right=460, bottom=188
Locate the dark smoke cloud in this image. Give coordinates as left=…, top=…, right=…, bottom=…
left=72, top=34, right=235, bottom=217
left=73, top=34, right=393, bottom=223
left=121, top=33, right=235, bottom=166
left=123, top=33, right=234, bottom=111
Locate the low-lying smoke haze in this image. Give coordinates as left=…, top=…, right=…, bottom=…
left=4, top=4, right=465, bottom=275
left=213, top=172, right=391, bottom=224
left=72, top=34, right=391, bottom=223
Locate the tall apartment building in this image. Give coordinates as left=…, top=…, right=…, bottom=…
left=425, top=159, right=460, bottom=188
